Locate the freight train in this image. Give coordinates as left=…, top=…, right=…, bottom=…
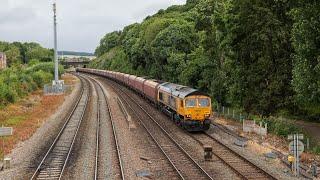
left=77, top=68, right=212, bottom=131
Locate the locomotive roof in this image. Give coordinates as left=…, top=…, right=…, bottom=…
left=158, top=82, right=208, bottom=98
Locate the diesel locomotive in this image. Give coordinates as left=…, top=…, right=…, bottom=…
left=77, top=68, right=212, bottom=131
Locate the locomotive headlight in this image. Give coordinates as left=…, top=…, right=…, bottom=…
left=205, top=114, right=210, bottom=117
left=186, top=114, right=191, bottom=118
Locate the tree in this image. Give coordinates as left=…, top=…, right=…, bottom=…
left=95, top=31, right=121, bottom=56
left=150, top=21, right=198, bottom=79
left=291, top=1, right=320, bottom=115
left=223, top=0, right=294, bottom=115
left=5, top=45, right=22, bottom=66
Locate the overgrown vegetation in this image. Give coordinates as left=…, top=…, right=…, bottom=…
left=0, top=62, right=64, bottom=107
left=0, top=41, right=64, bottom=107
left=0, top=41, right=53, bottom=66
left=90, top=0, right=320, bottom=121
left=263, top=118, right=301, bottom=137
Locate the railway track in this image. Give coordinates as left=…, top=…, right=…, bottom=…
left=191, top=133, right=277, bottom=180
left=210, top=122, right=248, bottom=142
left=96, top=75, right=213, bottom=180
left=31, top=76, right=89, bottom=180
left=87, top=76, right=125, bottom=180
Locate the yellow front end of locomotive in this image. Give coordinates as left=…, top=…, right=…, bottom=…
left=177, top=95, right=212, bottom=121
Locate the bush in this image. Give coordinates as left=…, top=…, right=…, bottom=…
left=0, top=62, right=64, bottom=107
left=25, top=62, right=65, bottom=76
left=0, top=83, right=17, bottom=106
left=312, top=145, right=320, bottom=155
left=32, top=70, right=53, bottom=88
left=263, top=117, right=301, bottom=137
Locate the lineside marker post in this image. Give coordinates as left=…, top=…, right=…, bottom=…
left=204, top=145, right=212, bottom=161
left=0, top=126, right=13, bottom=169
left=288, top=133, right=304, bottom=176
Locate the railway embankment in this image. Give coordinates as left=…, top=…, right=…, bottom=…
left=213, top=117, right=320, bottom=179
left=0, top=73, right=80, bottom=179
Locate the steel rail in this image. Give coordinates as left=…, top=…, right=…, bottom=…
left=30, top=75, right=89, bottom=180
left=87, top=76, right=125, bottom=180
left=191, top=132, right=277, bottom=180
left=205, top=133, right=277, bottom=179
left=93, top=80, right=100, bottom=180
left=99, top=76, right=213, bottom=180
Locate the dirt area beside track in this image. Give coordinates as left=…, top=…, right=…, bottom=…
left=0, top=73, right=80, bottom=179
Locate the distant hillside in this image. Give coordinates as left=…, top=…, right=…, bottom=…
left=58, top=51, right=94, bottom=56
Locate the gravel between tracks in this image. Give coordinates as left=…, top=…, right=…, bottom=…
left=63, top=76, right=98, bottom=179
left=106, top=75, right=308, bottom=179
left=96, top=76, right=179, bottom=179
left=105, top=77, right=241, bottom=180
left=0, top=75, right=81, bottom=180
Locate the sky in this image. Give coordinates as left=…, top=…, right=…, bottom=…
left=0, top=0, right=186, bottom=53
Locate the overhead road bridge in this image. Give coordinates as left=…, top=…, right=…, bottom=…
left=61, top=59, right=90, bottom=68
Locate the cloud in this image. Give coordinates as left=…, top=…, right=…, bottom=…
left=0, top=7, right=36, bottom=25
left=0, top=0, right=186, bottom=52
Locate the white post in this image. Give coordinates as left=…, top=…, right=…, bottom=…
left=242, top=119, right=245, bottom=131
left=296, top=134, right=300, bottom=176
left=293, top=134, right=297, bottom=176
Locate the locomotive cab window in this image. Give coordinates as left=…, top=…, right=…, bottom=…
left=198, top=98, right=210, bottom=107
left=159, top=92, right=163, bottom=100
left=185, top=98, right=196, bottom=107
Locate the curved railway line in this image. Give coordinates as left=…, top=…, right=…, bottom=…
left=38, top=72, right=276, bottom=179
left=191, top=133, right=277, bottom=180
left=86, top=76, right=125, bottom=180
left=91, top=74, right=213, bottom=180
left=88, top=73, right=278, bottom=180
left=31, top=76, right=89, bottom=180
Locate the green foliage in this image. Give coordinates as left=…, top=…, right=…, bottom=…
left=5, top=116, right=26, bottom=126
left=91, top=0, right=320, bottom=120
left=264, top=118, right=301, bottom=137
left=95, top=31, right=121, bottom=56
left=28, top=59, right=40, bottom=66
left=312, top=145, right=320, bottom=155
left=25, top=62, right=64, bottom=76
left=291, top=1, right=320, bottom=118
left=31, top=70, right=53, bottom=87
left=89, top=47, right=137, bottom=75
left=0, top=62, right=63, bottom=107
left=221, top=0, right=295, bottom=116
left=0, top=41, right=53, bottom=66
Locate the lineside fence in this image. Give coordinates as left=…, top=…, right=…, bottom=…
left=213, top=104, right=248, bottom=122
left=213, top=104, right=320, bottom=152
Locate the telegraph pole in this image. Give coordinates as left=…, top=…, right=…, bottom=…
left=53, top=2, right=58, bottom=83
